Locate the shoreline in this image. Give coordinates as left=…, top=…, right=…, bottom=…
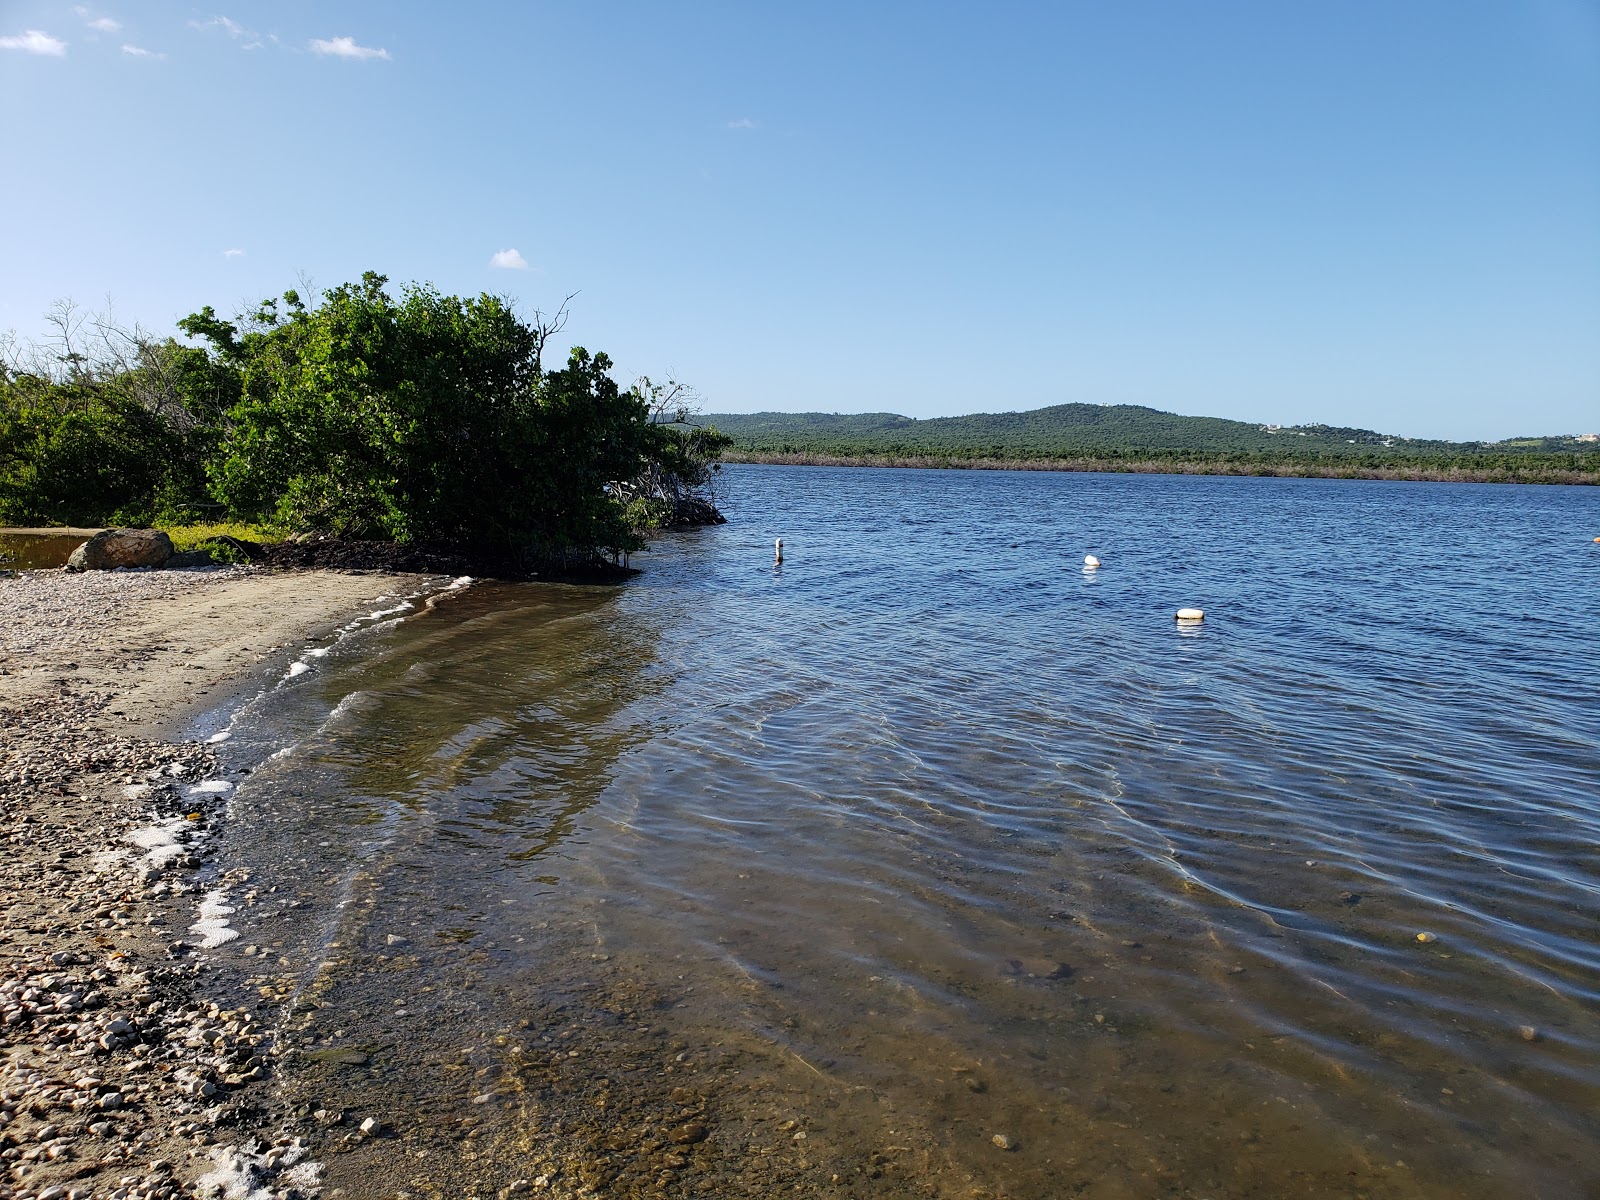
left=720, top=450, right=1600, bottom=485
left=0, top=565, right=452, bottom=1200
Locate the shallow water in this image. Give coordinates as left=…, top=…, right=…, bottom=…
left=0, top=531, right=84, bottom=568
left=206, top=467, right=1599, bottom=1198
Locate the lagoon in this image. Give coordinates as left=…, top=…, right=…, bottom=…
left=205, top=466, right=1600, bottom=1197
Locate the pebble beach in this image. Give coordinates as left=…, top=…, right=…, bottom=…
left=0, top=566, right=435, bottom=1200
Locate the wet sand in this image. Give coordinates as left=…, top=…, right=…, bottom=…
left=0, top=566, right=439, bottom=1200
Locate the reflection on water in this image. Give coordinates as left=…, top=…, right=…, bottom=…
left=0, top=531, right=85, bottom=569
left=208, top=468, right=1600, bottom=1198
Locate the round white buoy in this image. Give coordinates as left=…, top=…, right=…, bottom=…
left=1084, top=555, right=1101, bottom=568
left=1175, top=607, right=1204, bottom=621
left=775, top=537, right=784, bottom=563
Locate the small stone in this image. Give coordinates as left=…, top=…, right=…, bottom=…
left=1519, top=1025, right=1540, bottom=1042
left=668, top=1122, right=708, bottom=1145
left=991, top=1133, right=1015, bottom=1151
left=1415, top=932, right=1438, bottom=944
left=360, top=1117, right=381, bottom=1135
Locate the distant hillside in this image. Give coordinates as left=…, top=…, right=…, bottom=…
left=699, top=404, right=1600, bottom=463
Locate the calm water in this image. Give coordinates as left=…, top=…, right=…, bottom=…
left=205, top=467, right=1600, bottom=1199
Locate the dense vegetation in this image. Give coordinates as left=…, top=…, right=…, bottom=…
left=703, top=406, right=1600, bottom=483
left=0, top=276, right=729, bottom=569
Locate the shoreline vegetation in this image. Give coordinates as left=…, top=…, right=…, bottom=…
left=0, top=276, right=729, bottom=578
left=702, top=405, right=1600, bottom=486
left=719, top=449, right=1600, bottom=485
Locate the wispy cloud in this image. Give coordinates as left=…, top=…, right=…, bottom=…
left=489, top=249, right=529, bottom=270
left=191, top=15, right=265, bottom=49
left=727, top=117, right=758, bottom=130
left=309, top=35, right=389, bottom=61
left=223, top=248, right=245, bottom=259
left=121, top=43, right=163, bottom=59
left=0, top=30, right=67, bottom=55
left=192, top=15, right=245, bottom=37
left=73, top=7, right=119, bottom=33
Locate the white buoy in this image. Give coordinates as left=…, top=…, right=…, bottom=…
left=1084, top=555, right=1100, bottom=569
left=1176, top=607, right=1204, bottom=621
left=775, top=537, right=784, bottom=564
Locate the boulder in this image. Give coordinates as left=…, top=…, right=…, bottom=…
left=65, top=528, right=174, bottom=571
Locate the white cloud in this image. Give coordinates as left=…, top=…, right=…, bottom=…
left=191, top=15, right=264, bottom=48
left=727, top=117, right=757, bottom=130
left=309, top=35, right=389, bottom=60
left=489, top=249, right=529, bottom=270
left=222, top=248, right=245, bottom=258
left=121, top=44, right=163, bottom=59
left=0, top=30, right=67, bottom=55
left=192, top=15, right=246, bottom=37
left=73, top=7, right=119, bottom=33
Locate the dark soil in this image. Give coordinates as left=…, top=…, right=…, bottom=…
left=212, top=537, right=642, bottom=584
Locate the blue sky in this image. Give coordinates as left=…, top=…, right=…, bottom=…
left=1, top=1, right=1596, bottom=440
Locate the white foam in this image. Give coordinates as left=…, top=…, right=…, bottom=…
left=285, top=661, right=311, bottom=678
left=125, top=817, right=191, bottom=871
left=196, top=1138, right=320, bottom=1200
left=190, top=889, right=239, bottom=948
left=305, top=646, right=330, bottom=658
left=92, top=848, right=130, bottom=873
left=206, top=730, right=232, bottom=744
left=369, top=600, right=414, bottom=619
left=188, top=779, right=234, bottom=796
left=122, top=783, right=152, bottom=800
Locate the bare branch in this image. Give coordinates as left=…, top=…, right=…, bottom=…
left=527, top=291, right=578, bottom=375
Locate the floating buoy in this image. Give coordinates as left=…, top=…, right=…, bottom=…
left=1175, top=607, right=1204, bottom=621
left=774, top=537, right=783, bottom=564
left=1084, top=555, right=1100, bottom=569
left=1593, top=536, right=1600, bottom=543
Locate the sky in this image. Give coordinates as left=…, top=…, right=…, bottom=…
left=1, top=1, right=1596, bottom=441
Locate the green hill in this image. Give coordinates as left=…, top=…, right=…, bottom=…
left=695, top=404, right=1599, bottom=481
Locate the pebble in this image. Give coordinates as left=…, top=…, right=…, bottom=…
left=1519, top=1025, right=1540, bottom=1042
left=0, top=568, right=317, bottom=1200
left=1416, top=932, right=1438, bottom=944
left=991, top=1133, right=1015, bottom=1151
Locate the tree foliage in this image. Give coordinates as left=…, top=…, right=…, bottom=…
left=0, top=277, right=729, bottom=566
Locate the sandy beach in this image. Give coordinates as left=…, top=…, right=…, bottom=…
left=0, top=565, right=443, bottom=1200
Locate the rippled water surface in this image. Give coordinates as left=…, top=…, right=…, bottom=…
left=210, top=467, right=1599, bottom=1199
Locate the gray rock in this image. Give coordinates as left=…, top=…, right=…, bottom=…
left=65, top=528, right=173, bottom=571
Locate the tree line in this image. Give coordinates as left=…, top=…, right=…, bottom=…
left=702, top=406, right=1600, bottom=480
left=0, top=274, right=730, bottom=568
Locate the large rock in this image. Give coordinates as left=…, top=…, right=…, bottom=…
left=65, top=527, right=174, bottom=571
